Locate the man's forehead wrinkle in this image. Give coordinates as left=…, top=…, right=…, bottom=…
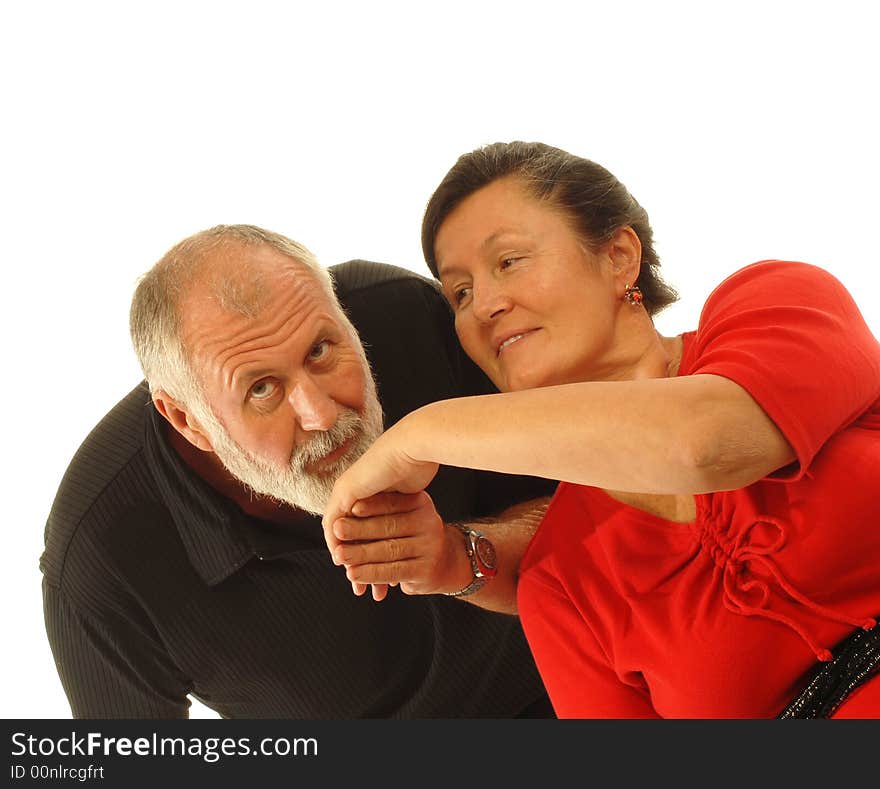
left=217, top=309, right=311, bottom=390
left=183, top=272, right=334, bottom=391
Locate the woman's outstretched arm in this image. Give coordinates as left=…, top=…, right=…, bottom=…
left=323, top=372, right=794, bottom=530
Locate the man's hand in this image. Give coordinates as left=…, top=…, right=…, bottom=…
left=323, top=491, right=472, bottom=602
left=323, top=489, right=552, bottom=613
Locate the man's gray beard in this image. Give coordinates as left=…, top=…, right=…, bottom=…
left=205, top=379, right=384, bottom=515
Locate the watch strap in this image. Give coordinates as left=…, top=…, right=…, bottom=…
left=444, top=523, right=493, bottom=598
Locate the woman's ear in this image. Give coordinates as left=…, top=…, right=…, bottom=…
left=152, top=390, right=215, bottom=452
left=606, top=226, right=643, bottom=291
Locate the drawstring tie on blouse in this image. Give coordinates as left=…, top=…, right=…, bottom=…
left=716, top=516, right=876, bottom=662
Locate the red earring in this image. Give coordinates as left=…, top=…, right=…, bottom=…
left=624, top=283, right=643, bottom=306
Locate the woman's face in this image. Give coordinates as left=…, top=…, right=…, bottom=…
left=434, top=177, right=631, bottom=392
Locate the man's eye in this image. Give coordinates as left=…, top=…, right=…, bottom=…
left=249, top=380, right=277, bottom=400
left=500, top=257, right=520, bottom=270
left=308, top=340, right=331, bottom=361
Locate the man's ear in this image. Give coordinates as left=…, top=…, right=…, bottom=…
left=152, top=389, right=215, bottom=452
left=606, top=226, right=643, bottom=293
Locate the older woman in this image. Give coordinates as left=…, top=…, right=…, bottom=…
left=323, top=142, right=880, bottom=718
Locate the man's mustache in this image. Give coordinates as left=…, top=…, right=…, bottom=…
left=290, top=409, right=364, bottom=470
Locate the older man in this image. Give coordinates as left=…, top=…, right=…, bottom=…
left=41, top=224, right=556, bottom=718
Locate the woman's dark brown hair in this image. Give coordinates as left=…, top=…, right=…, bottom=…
left=421, top=141, right=678, bottom=315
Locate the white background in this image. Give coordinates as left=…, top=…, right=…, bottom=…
left=2, top=1, right=878, bottom=719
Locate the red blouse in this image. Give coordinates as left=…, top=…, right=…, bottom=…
left=517, top=260, right=880, bottom=718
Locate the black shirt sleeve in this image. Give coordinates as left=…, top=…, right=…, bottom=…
left=43, top=582, right=190, bottom=718
left=40, top=385, right=194, bottom=719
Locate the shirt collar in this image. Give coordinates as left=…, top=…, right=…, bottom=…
left=143, top=401, right=258, bottom=586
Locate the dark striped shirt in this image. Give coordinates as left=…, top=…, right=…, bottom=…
left=41, top=260, right=556, bottom=718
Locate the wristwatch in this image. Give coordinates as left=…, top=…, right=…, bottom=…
left=445, top=524, right=498, bottom=597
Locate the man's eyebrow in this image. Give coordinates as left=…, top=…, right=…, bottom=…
left=233, top=366, right=275, bottom=391
left=228, top=318, right=341, bottom=391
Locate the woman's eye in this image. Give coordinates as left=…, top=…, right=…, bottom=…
left=500, top=257, right=520, bottom=270
left=308, top=340, right=331, bottom=361
left=454, top=286, right=472, bottom=306
left=249, top=380, right=277, bottom=400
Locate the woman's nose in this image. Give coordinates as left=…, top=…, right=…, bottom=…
left=471, top=280, right=512, bottom=323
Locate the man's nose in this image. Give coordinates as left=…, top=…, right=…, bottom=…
left=288, top=377, right=338, bottom=432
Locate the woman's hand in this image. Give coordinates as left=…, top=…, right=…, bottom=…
left=323, top=419, right=440, bottom=526
left=322, top=418, right=440, bottom=601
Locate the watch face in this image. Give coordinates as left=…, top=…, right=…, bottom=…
left=474, top=535, right=497, bottom=571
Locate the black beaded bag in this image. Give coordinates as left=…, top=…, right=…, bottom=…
left=779, top=617, right=880, bottom=718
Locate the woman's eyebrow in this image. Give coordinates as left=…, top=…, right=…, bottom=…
left=438, top=228, right=524, bottom=278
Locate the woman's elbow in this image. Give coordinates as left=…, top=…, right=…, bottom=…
left=682, top=425, right=796, bottom=492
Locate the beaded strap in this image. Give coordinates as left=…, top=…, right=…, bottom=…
left=779, top=617, right=880, bottom=718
